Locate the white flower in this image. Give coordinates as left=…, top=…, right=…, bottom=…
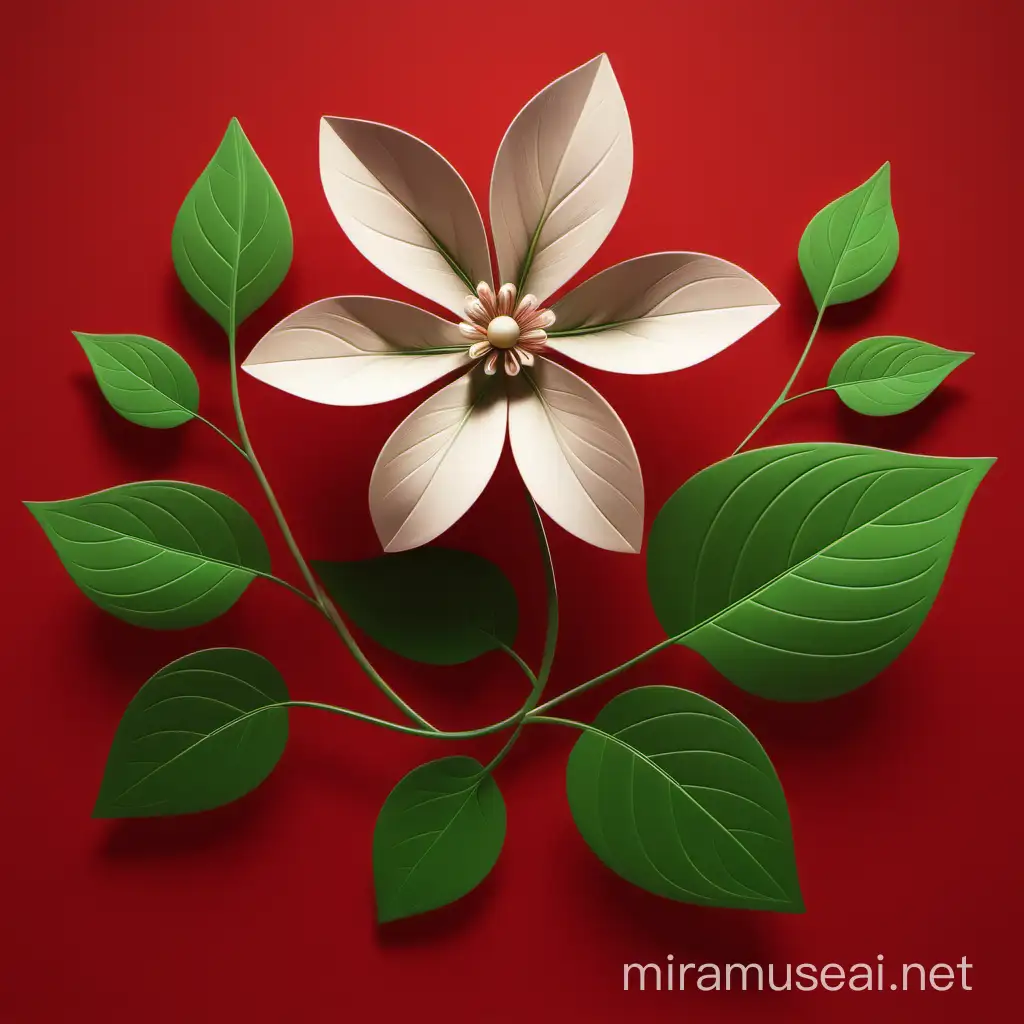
left=243, top=55, right=778, bottom=553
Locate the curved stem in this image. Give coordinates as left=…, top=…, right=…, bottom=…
left=194, top=413, right=249, bottom=458
left=732, top=304, right=828, bottom=454
left=486, top=495, right=559, bottom=773
left=226, top=324, right=436, bottom=732
left=778, top=384, right=833, bottom=406
left=293, top=699, right=521, bottom=740
left=495, top=641, right=539, bottom=689
left=530, top=634, right=680, bottom=716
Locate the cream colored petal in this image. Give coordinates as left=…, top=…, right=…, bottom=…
left=320, top=118, right=492, bottom=316
left=507, top=356, right=643, bottom=552
left=490, top=54, right=632, bottom=303
left=370, top=368, right=508, bottom=551
left=548, top=252, right=779, bottom=374
left=242, top=296, right=469, bottom=406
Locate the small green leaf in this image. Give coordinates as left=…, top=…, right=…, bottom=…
left=647, top=444, right=993, bottom=701
left=172, top=118, right=292, bottom=334
left=27, top=481, right=270, bottom=629
left=94, top=648, right=289, bottom=817
left=74, top=332, right=200, bottom=428
left=373, top=756, right=506, bottom=923
left=314, top=548, right=518, bottom=665
left=798, top=163, right=898, bottom=309
left=827, top=336, right=972, bottom=416
left=565, top=686, right=803, bottom=912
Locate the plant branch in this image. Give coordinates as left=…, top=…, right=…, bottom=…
left=486, top=495, right=559, bottom=773
left=732, top=303, right=828, bottom=454
left=225, top=322, right=436, bottom=732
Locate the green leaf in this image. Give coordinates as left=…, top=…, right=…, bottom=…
left=647, top=444, right=993, bottom=701
left=313, top=548, right=518, bottom=665
left=74, top=332, right=200, bottom=428
left=373, top=756, right=506, bottom=923
left=564, top=686, right=802, bottom=911
left=827, top=336, right=972, bottom=416
left=798, top=163, right=898, bottom=309
left=27, top=481, right=270, bottom=629
left=171, top=118, right=292, bottom=334
left=94, top=648, right=289, bottom=817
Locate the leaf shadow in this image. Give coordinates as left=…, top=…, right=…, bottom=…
left=96, top=780, right=280, bottom=861
left=373, top=868, right=502, bottom=949
left=162, top=266, right=302, bottom=359
left=561, top=830, right=782, bottom=987
left=707, top=667, right=894, bottom=764
left=835, top=388, right=968, bottom=449
left=70, top=374, right=188, bottom=474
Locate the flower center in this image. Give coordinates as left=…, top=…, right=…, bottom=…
left=486, top=315, right=521, bottom=349
left=459, top=282, right=557, bottom=376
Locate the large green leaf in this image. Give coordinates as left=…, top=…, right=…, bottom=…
left=172, top=118, right=292, bottom=334
left=27, top=481, right=270, bottom=629
left=564, top=686, right=802, bottom=911
left=827, top=336, right=972, bottom=416
left=94, top=648, right=289, bottom=817
left=314, top=548, right=518, bottom=665
left=798, top=163, right=898, bottom=309
left=373, top=756, right=506, bottom=923
left=74, top=332, right=199, bottom=428
left=647, top=444, right=993, bottom=701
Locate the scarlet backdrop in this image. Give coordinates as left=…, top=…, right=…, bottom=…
left=2, top=1, right=1020, bottom=1021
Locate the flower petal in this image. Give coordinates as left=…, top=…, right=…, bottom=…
left=507, top=356, right=643, bottom=552
left=548, top=253, right=779, bottom=374
left=370, top=368, right=508, bottom=551
left=320, top=118, right=491, bottom=316
left=490, top=54, right=633, bottom=303
left=242, top=297, right=469, bottom=406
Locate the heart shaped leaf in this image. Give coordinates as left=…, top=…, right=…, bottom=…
left=564, top=686, right=803, bottom=911
left=798, top=163, right=898, bottom=309
left=828, top=336, right=972, bottom=416
left=314, top=547, right=518, bottom=665
left=75, top=332, right=199, bottom=428
left=172, top=118, right=292, bottom=334
left=94, top=648, right=289, bottom=817
left=647, top=444, right=993, bottom=700
left=374, top=756, right=506, bottom=923
left=27, top=481, right=270, bottom=629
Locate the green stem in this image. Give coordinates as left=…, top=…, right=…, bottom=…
left=226, top=323, right=436, bottom=732
left=194, top=413, right=249, bottom=458
left=486, top=495, right=559, bottom=773
left=778, top=384, right=833, bottom=406
left=732, top=303, right=828, bottom=454
left=529, top=634, right=680, bottom=716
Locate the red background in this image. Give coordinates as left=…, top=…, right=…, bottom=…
left=3, top=1, right=1020, bottom=1020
